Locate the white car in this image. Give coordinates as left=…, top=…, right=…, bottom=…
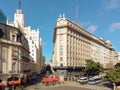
left=77, top=77, right=88, bottom=84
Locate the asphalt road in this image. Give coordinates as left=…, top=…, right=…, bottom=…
left=39, top=86, right=94, bottom=90
left=24, top=81, right=112, bottom=90
left=24, top=75, right=112, bottom=90
left=25, top=86, right=96, bottom=90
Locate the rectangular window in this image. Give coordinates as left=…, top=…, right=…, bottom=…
left=12, top=35, right=16, bottom=41
left=12, top=63, right=16, bottom=72
left=60, top=29, right=63, bottom=32
left=2, top=47, right=7, bottom=59
left=2, top=62, right=7, bottom=73
left=12, top=49, right=18, bottom=57
left=60, top=34, right=63, bottom=40
left=60, top=63, right=63, bottom=67
left=60, top=45, right=63, bottom=50
left=60, top=51, right=63, bottom=56
left=60, top=40, right=63, bottom=45
left=60, top=57, right=63, bottom=61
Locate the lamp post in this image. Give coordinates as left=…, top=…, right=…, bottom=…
left=18, top=50, right=21, bottom=89
left=73, top=65, right=75, bottom=81
left=12, top=79, right=14, bottom=90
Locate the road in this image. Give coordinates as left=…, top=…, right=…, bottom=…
left=34, top=86, right=96, bottom=90
left=24, top=81, right=112, bottom=90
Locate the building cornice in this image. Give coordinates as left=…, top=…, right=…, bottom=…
left=54, top=18, right=114, bottom=51
left=0, top=38, right=29, bottom=53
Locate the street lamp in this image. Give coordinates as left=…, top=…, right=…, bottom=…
left=12, top=79, right=14, bottom=90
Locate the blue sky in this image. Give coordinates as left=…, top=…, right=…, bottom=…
left=0, top=0, right=120, bottom=62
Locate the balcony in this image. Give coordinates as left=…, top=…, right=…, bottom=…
left=0, top=71, right=7, bottom=75
left=12, top=54, right=19, bottom=60
left=21, top=56, right=30, bottom=62
left=23, top=70, right=31, bottom=74
left=9, top=70, right=18, bottom=74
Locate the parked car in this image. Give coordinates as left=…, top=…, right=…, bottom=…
left=77, top=77, right=88, bottom=84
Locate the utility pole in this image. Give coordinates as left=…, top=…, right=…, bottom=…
left=18, top=0, right=22, bottom=9
left=75, top=5, right=79, bottom=23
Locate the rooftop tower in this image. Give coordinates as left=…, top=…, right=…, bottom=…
left=14, top=0, right=25, bottom=29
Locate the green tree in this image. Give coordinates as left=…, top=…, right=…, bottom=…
left=107, top=66, right=120, bottom=85
left=85, top=59, right=104, bottom=76
left=115, top=63, right=120, bottom=68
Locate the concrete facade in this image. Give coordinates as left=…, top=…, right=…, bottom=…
left=0, top=23, right=35, bottom=86
left=52, top=15, right=115, bottom=80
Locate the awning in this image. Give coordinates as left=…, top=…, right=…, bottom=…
left=0, top=83, right=4, bottom=86
left=14, top=80, right=20, bottom=85
left=8, top=81, right=13, bottom=85
left=8, top=80, right=20, bottom=85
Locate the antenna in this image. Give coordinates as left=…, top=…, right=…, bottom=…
left=75, top=5, right=78, bottom=23
left=18, top=0, right=22, bottom=9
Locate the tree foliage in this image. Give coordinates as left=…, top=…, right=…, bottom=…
left=115, top=63, right=120, bottom=68
left=85, top=59, right=104, bottom=76
left=107, top=65, right=120, bottom=84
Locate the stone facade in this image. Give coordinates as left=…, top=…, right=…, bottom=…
left=52, top=15, right=115, bottom=80
left=0, top=23, right=36, bottom=86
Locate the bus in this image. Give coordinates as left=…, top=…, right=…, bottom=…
left=87, top=75, right=103, bottom=85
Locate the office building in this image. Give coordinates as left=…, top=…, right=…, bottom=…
left=52, top=15, right=114, bottom=80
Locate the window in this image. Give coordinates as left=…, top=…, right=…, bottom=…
left=60, top=46, right=63, bottom=50
left=60, top=34, right=63, bottom=40
left=60, top=40, right=63, bottom=45
left=12, top=34, right=16, bottom=42
left=2, top=47, right=7, bottom=60
left=60, top=51, right=63, bottom=56
left=12, top=49, right=18, bottom=57
left=60, top=63, right=63, bottom=67
left=32, top=53, right=34, bottom=56
left=60, top=57, right=63, bottom=61
left=12, top=63, right=16, bottom=72
left=60, top=29, right=63, bottom=32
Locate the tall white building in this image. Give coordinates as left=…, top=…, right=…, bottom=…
left=24, top=26, right=41, bottom=63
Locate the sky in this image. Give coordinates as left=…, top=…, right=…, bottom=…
left=0, top=0, right=120, bottom=62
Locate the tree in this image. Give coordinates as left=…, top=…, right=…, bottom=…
left=107, top=65, right=120, bottom=84
left=115, top=63, right=120, bottom=68
left=106, top=67, right=120, bottom=89
left=85, top=59, right=104, bottom=76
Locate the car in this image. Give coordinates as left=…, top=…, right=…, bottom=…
left=77, top=77, right=88, bottom=84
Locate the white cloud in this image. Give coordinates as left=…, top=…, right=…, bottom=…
left=80, top=22, right=97, bottom=33
left=106, top=0, right=120, bottom=9
left=87, top=25, right=97, bottom=33
left=109, top=22, right=120, bottom=32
